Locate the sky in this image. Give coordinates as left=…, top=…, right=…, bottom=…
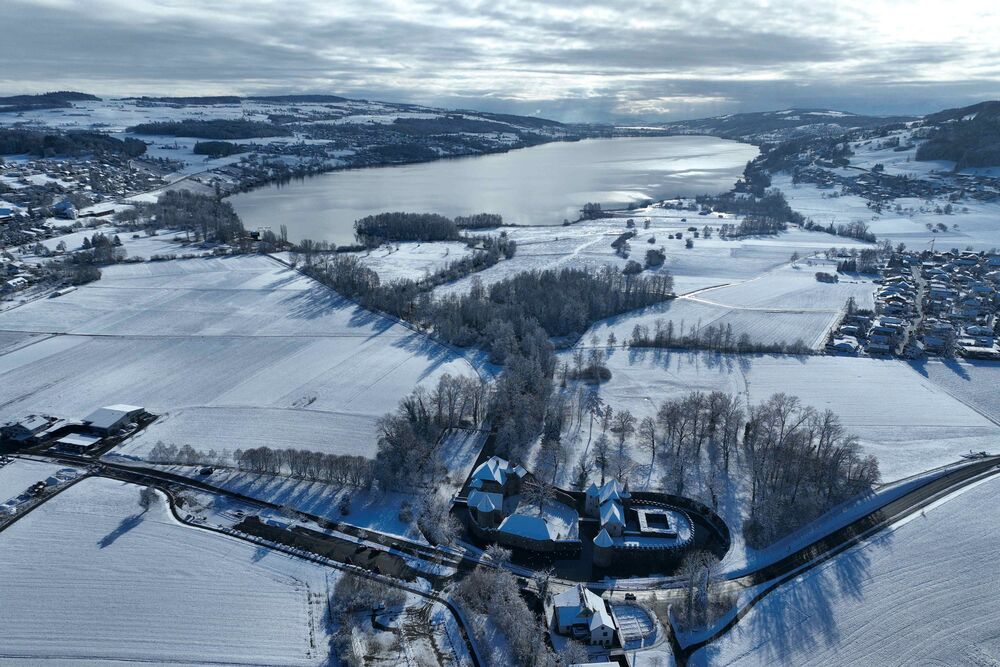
left=2, top=0, right=999, bottom=122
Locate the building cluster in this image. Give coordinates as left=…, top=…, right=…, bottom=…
left=827, top=250, right=1000, bottom=359
left=1, top=404, right=146, bottom=453
left=465, top=456, right=695, bottom=569
left=915, top=250, right=1000, bottom=359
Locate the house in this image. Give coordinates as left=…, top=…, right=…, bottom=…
left=83, top=404, right=144, bottom=434
left=585, top=479, right=631, bottom=538
left=52, top=199, right=78, bottom=220
left=1, top=414, right=52, bottom=443
left=552, top=584, right=617, bottom=647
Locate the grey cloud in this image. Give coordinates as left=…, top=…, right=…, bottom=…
left=0, top=0, right=997, bottom=121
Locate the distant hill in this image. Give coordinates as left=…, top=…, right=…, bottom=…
left=917, top=101, right=1000, bottom=169
left=130, top=94, right=351, bottom=105
left=657, top=109, right=912, bottom=144
left=0, top=91, right=101, bottom=113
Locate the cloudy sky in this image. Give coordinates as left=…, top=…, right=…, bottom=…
left=2, top=0, right=999, bottom=121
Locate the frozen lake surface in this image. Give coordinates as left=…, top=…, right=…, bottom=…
left=230, top=135, right=757, bottom=244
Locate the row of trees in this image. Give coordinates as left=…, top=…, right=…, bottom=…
left=802, top=218, right=876, bottom=243
left=627, top=319, right=813, bottom=355
left=354, top=211, right=463, bottom=245
left=145, top=441, right=375, bottom=488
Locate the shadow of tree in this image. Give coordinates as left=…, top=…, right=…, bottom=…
left=691, top=531, right=885, bottom=666
left=97, top=512, right=145, bottom=549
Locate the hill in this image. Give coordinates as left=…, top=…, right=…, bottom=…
left=0, top=91, right=101, bottom=113
left=658, top=108, right=911, bottom=144
left=916, top=100, right=1000, bottom=169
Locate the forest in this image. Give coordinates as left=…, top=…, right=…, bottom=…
left=0, top=128, right=146, bottom=158
left=916, top=109, right=1000, bottom=169
left=127, top=119, right=292, bottom=139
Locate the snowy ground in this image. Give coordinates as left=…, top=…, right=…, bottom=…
left=773, top=172, right=1000, bottom=251
left=0, top=256, right=476, bottom=459
left=141, top=463, right=426, bottom=542
left=583, top=259, right=874, bottom=350
left=0, top=477, right=335, bottom=665
left=435, top=215, right=870, bottom=300
left=552, top=349, right=1000, bottom=485
left=691, top=473, right=1000, bottom=666
left=346, top=241, right=476, bottom=282
left=0, top=458, right=79, bottom=514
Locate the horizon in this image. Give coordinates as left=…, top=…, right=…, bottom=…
left=3, top=0, right=999, bottom=124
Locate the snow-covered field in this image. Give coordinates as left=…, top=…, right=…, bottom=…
left=774, top=172, right=1000, bottom=251
left=0, top=256, right=476, bottom=458
left=433, top=214, right=870, bottom=300
left=691, top=473, right=1000, bottom=666
left=559, top=349, right=1000, bottom=482
left=583, top=260, right=874, bottom=350
left=347, top=241, right=475, bottom=282
left=0, top=477, right=334, bottom=665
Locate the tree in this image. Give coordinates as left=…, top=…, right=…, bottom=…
left=484, top=543, right=512, bottom=566
left=138, top=485, right=157, bottom=511
left=611, top=409, right=636, bottom=446
left=593, top=433, right=611, bottom=485
left=638, top=416, right=658, bottom=467
left=522, top=477, right=555, bottom=512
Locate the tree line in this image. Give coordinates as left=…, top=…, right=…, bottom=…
left=627, top=319, right=813, bottom=355
left=127, top=119, right=292, bottom=139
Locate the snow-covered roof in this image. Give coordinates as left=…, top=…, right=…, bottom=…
left=600, top=499, right=625, bottom=527
left=585, top=482, right=600, bottom=497
left=593, top=528, right=613, bottom=548
left=56, top=433, right=102, bottom=448
left=470, top=455, right=525, bottom=489
left=467, top=489, right=502, bottom=513
left=83, top=404, right=144, bottom=430
left=598, top=479, right=629, bottom=504
left=498, top=513, right=552, bottom=542
left=553, top=584, right=615, bottom=633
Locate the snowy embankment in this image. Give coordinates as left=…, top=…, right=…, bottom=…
left=0, top=477, right=334, bottom=665
left=690, top=473, right=1000, bottom=666
left=0, top=256, right=476, bottom=459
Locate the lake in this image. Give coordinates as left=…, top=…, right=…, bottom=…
left=229, top=135, right=758, bottom=244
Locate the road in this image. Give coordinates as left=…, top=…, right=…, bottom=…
left=8, top=448, right=999, bottom=666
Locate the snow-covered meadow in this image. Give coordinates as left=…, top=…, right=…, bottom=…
left=0, top=256, right=477, bottom=458
left=691, top=474, right=1000, bottom=666
left=0, top=477, right=335, bottom=665
left=550, top=348, right=1000, bottom=484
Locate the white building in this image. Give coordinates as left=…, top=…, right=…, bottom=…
left=83, top=404, right=144, bottom=434
left=552, top=584, right=617, bottom=647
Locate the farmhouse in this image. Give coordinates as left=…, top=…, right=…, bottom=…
left=552, top=584, right=617, bottom=647
left=83, top=404, right=145, bottom=435
left=1, top=414, right=53, bottom=443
